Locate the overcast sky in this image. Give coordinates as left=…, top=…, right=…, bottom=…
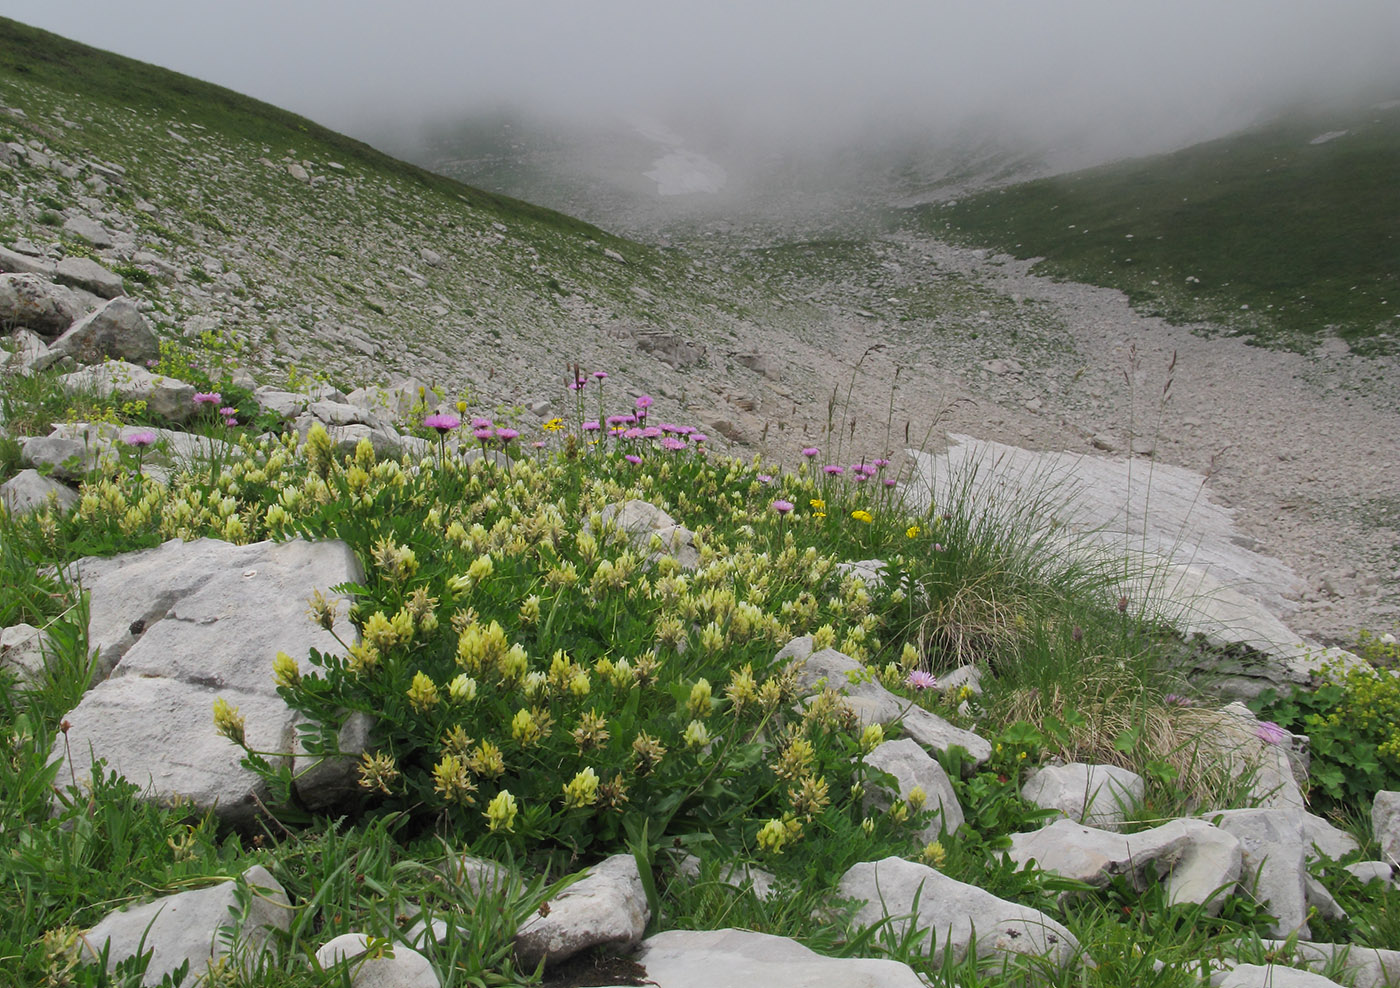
left=7, top=1, right=1400, bottom=154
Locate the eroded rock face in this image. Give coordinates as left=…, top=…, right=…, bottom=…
left=838, top=856, right=1080, bottom=970
left=633, top=928, right=928, bottom=988
left=1008, top=817, right=1242, bottom=913
left=81, top=865, right=290, bottom=986
left=50, top=297, right=158, bottom=365
left=0, top=271, right=92, bottom=334
left=513, top=854, right=650, bottom=968
left=51, top=538, right=364, bottom=827
left=1208, top=808, right=1312, bottom=937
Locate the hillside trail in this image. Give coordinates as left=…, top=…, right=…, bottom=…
left=725, top=230, right=1400, bottom=648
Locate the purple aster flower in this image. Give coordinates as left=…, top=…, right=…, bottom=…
left=495, top=427, right=519, bottom=444
left=635, top=395, right=653, bottom=410
left=883, top=478, right=897, bottom=487
left=691, top=433, right=707, bottom=443
left=660, top=436, right=686, bottom=451
left=802, top=447, right=819, bottom=458
left=193, top=391, right=222, bottom=405
left=873, top=458, right=891, bottom=469
left=123, top=430, right=157, bottom=448
left=423, top=413, right=461, bottom=434
left=853, top=473, right=869, bottom=483
left=823, top=465, right=845, bottom=475
left=771, top=499, right=794, bottom=515
left=568, top=379, right=586, bottom=391
left=474, top=427, right=495, bottom=441
left=757, top=474, right=773, bottom=484
left=661, top=423, right=682, bottom=434
left=624, top=454, right=642, bottom=465
left=1256, top=720, right=1290, bottom=746
left=593, top=370, right=608, bottom=380
left=583, top=420, right=601, bottom=432
left=471, top=417, right=493, bottom=429
left=641, top=426, right=663, bottom=439
left=224, top=417, right=239, bottom=427
left=605, top=415, right=628, bottom=426
left=1164, top=694, right=1194, bottom=707
left=623, top=427, right=643, bottom=440
left=218, top=406, right=237, bottom=416
left=906, top=670, right=938, bottom=691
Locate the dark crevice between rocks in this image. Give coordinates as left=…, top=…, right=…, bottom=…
left=537, top=948, right=651, bottom=988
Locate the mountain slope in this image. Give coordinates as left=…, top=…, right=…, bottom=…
left=0, top=17, right=776, bottom=402
left=912, top=102, right=1400, bottom=354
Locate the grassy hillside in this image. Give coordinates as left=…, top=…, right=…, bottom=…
left=912, top=103, right=1400, bottom=354
left=0, top=17, right=766, bottom=400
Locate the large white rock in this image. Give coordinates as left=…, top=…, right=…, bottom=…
left=513, top=854, right=650, bottom=968
left=0, top=271, right=92, bottom=334
left=779, top=638, right=992, bottom=764
left=1, top=468, right=78, bottom=517
left=1374, top=791, right=1400, bottom=866
left=51, top=538, right=363, bottom=826
left=864, top=737, right=964, bottom=837
left=315, top=933, right=440, bottom=987
left=1008, top=817, right=1241, bottom=913
left=838, top=856, right=1079, bottom=970
left=55, top=255, right=125, bottom=298
left=1218, top=964, right=1346, bottom=988
left=21, top=435, right=94, bottom=482
left=81, top=865, right=290, bottom=986
left=1020, top=762, right=1145, bottom=827
left=0, top=622, right=50, bottom=686
left=1208, top=808, right=1311, bottom=937
left=633, top=928, right=928, bottom=988
left=60, top=361, right=197, bottom=423
left=1256, top=938, right=1400, bottom=988
left=50, top=297, right=157, bottom=365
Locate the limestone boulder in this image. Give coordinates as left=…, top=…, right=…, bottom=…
left=1208, top=808, right=1312, bottom=937
left=778, top=638, right=992, bottom=764
left=81, top=865, right=290, bottom=986
left=1373, top=791, right=1400, bottom=865
left=1218, top=964, right=1346, bottom=988
left=513, top=854, right=649, bottom=968
left=633, top=929, right=928, bottom=988
left=1, top=328, right=55, bottom=373
left=315, top=933, right=440, bottom=988
left=55, top=255, right=125, bottom=298
left=0, top=469, right=78, bottom=517
left=864, top=737, right=964, bottom=838
left=0, top=271, right=92, bottom=334
left=0, top=623, right=50, bottom=686
left=51, top=538, right=364, bottom=826
left=838, top=856, right=1079, bottom=970
left=21, top=434, right=95, bottom=482
left=49, top=297, right=158, bottom=366
left=0, top=244, right=57, bottom=277
left=596, top=499, right=701, bottom=571
left=60, top=362, right=197, bottom=423
left=62, top=215, right=113, bottom=247
left=1020, top=762, right=1145, bottom=827
left=1256, top=938, right=1400, bottom=988
left=345, top=376, right=433, bottom=425
left=1008, top=817, right=1241, bottom=912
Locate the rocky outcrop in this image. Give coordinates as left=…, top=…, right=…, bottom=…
left=49, top=297, right=157, bottom=365
left=513, top=854, right=650, bottom=968
left=1020, top=761, right=1145, bottom=827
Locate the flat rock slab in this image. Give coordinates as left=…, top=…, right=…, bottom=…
left=633, top=928, right=928, bottom=988
left=81, top=865, right=289, bottom=986
left=514, top=854, right=649, bottom=968
left=779, top=637, right=991, bottom=764
left=1008, top=817, right=1241, bottom=912
left=839, top=855, right=1079, bottom=970
left=52, top=537, right=362, bottom=826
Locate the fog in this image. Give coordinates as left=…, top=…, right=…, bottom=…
left=8, top=0, right=1400, bottom=164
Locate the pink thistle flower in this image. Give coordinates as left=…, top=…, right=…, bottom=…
left=1164, top=694, right=1194, bottom=707
left=906, top=670, right=938, bottom=691
left=823, top=465, right=845, bottom=475
left=691, top=433, right=707, bottom=443
left=593, top=370, right=608, bottom=380
left=193, top=391, right=222, bottom=405
left=1256, top=720, right=1290, bottom=746
left=757, top=474, right=773, bottom=484
left=423, top=413, right=461, bottom=434
left=623, top=428, right=643, bottom=440
left=853, top=473, right=869, bottom=483
left=771, top=499, right=794, bottom=515
left=568, top=379, right=586, bottom=391
left=473, top=427, right=495, bottom=441
left=873, top=458, right=891, bottom=469
left=624, top=454, right=642, bottom=465
left=495, top=427, right=519, bottom=444
left=883, top=478, right=897, bottom=487
left=224, top=417, right=239, bottom=427
left=583, top=421, right=601, bottom=432
left=802, top=447, right=819, bottom=457
left=641, top=426, right=663, bottom=439
left=635, top=395, right=653, bottom=410
left=532, top=440, right=547, bottom=448
left=933, top=543, right=945, bottom=552
left=218, top=406, right=237, bottom=416
left=471, top=417, right=493, bottom=429
left=660, top=436, right=686, bottom=451
left=123, top=430, right=157, bottom=448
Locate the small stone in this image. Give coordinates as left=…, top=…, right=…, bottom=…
left=513, top=854, right=649, bottom=968
left=315, top=933, right=440, bottom=987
